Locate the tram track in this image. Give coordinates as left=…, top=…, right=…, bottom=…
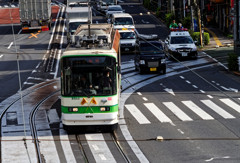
left=75, top=131, right=131, bottom=163
left=0, top=79, right=60, bottom=162
left=29, top=90, right=60, bottom=163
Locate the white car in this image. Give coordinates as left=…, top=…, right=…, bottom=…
left=111, top=13, right=135, bottom=30
left=118, top=29, right=137, bottom=53
left=164, top=30, right=198, bottom=59
left=105, top=5, right=124, bottom=19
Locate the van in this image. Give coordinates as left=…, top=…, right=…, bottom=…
left=111, top=13, right=135, bottom=30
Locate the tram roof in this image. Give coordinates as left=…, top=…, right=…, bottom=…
left=67, top=24, right=119, bottom=52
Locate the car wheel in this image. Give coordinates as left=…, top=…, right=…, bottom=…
left=139, top=67, right=144, bottom=74
left=135, top=64, right=138, bottom=71
left=162, top=68, right=166, bottom=74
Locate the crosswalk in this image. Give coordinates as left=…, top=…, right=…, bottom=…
left=125, top=98, right=240, bottom=124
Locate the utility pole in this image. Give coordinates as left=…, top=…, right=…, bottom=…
left=234, top=0, right=240, bottom=54
left=197, top=2, right=203, bottom=47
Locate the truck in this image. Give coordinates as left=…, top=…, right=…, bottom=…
left=66, top=6, right=92, bottom=43
left=19, top=0, right=52, bottom=31
left=66, top=0, right=88, bottom=7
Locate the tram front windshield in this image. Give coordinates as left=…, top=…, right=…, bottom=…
left=61, top=56, right=117, bottom=96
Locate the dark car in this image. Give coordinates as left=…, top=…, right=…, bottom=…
left=134, top=40, right=166, bottom=74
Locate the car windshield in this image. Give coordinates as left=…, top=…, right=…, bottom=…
left=120, top=32, right=136, bottom=39
left=170, top=36, right=194, bottom=44
left=114, top=17, right=133, bottom=25
left=69, top=22, right=88, bottom=33
left=108, top=7, right=122, bottom=11
left=140, top=42, right=163, bottom=54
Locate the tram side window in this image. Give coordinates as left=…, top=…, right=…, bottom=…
left=63, top=67, right=72, bottom=95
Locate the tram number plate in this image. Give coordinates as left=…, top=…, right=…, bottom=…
left=150, top=68, right=157, bottom=71
left=181, top=52, right=188, bottom=57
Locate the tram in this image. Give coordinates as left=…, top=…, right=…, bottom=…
left=60, top=24, right=121, bottom=131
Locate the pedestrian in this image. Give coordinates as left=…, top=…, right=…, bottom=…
left=178, top=23, right=184, bottom=30
left=169, top=20, right=178, bottom=28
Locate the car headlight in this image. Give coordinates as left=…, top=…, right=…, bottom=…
left=169, top=46, right=176, bottom=51
left=140, top=60, right=145, bottom=64
left=161, top=59, right=166, bottom=64
left=191, top=47, right=197, bottom=51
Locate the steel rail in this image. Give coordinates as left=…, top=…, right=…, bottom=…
left=29, top=90, right=60, bottom=163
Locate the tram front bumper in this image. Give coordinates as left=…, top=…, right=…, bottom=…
left=62, top=112, right=119, bottom=126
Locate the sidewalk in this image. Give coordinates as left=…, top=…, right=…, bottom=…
left=201, top=27, right=234, bottom=50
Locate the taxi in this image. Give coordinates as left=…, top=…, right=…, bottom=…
left=118, top=28, right=137, bottom=53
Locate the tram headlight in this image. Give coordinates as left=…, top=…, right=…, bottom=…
left=68, top=107, right=78, bottom=112
left=100, top=107, right=110, bottom=112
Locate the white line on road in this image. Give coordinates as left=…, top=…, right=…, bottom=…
left=207, top=95, right=213, bottom=99
left=18, top=29, right=22, bottom=34
left=7, top=42, right=13, bottom=49
left=125, top=104, right=150, bottom=124
left=163, top=102, right=193, bottom=121
left=142, top=97, right=148, bottom=101
left=86, top=134, right=116, bottom=163
left=201, top=100, right=235, bottom=119
left=144, top=103, right=172, bottom=123
left=220, top=98, right=240, bottom=113
left=182, top=101, right=214, bottom=120
left=0, top=55, right=3, bottom=58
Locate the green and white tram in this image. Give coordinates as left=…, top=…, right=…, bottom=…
left=60, top=24, right=121, bottom=131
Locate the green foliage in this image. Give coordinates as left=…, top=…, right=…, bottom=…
left=165, top=13, right=175, bottom=27
left=228, top=53, right=239, bottom=71
left=143, top=0, right=150, bottom=9
left=227, top=34, right=233, bottom=39
left=191, top=32, right=210, bottom=45
left=181, top=16, right=191, bottom=29
left=156, top=7, right=160, bottom=17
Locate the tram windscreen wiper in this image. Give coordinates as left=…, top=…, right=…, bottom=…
left=82, top=89, right=90, bottom=98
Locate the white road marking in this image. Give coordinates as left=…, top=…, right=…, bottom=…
left=137, top=92, right=142, bottom=95
left=221, top=86, right=229, bottom=91
left=207, top=95, right=213, bottom=99
left=60, top=129, right=77, bottom=163
left=220, top=98, right=240, bottom=113
left=144, top=103, right=172, bottom=123
left=177, top=129, right=184, bottom=134
left=163, top=102, right=193, bottom=121
left=120, top=125, right=149, bottom=162
left=38, top=132, right=61, bottom=163
left=125, top=104, right=150, bottom=124
left=180, top=76, right=185, bottom=79
left=186, top=80, right=191, bottom=84
left=2, top=136, right=37, bottom=162
left=47, top=109, right=59, bottom=124
left=229, top=88, right=238, bottom=93
left=192, top=85, right=198, bottom=88
left=142, top=97, right=148, bottom=101
left=86, top=134, right=116, bottom=163
left=182, top=101, right=214, bottom=120
left=0, top=54, right=3, bottom=58
left=7, top=42, right=13, bottom=49
left=200, top=90, right=205, bottom=93
left=201, top=100, right=235, bottom=119
left=164, top=88, right=175, bottom=96
left=18, top=29, right=22, bottom=34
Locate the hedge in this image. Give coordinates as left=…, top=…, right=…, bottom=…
left=228, top=53, right=239, bottom=71
left=191, top=32, right=210, bottom=45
